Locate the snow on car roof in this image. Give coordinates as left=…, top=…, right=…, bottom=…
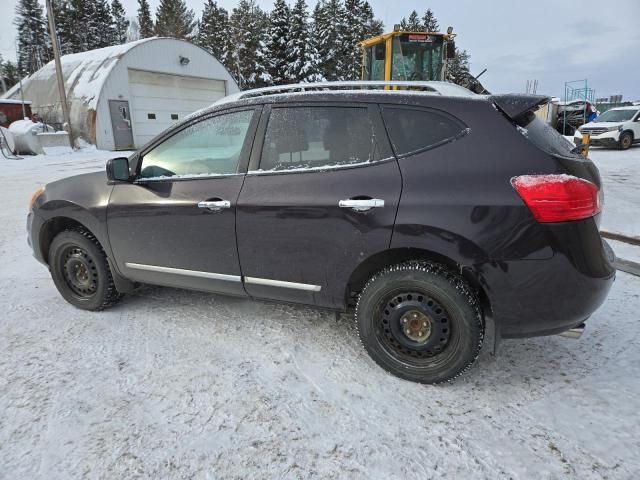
left=216, top=80, right=477, bottom=106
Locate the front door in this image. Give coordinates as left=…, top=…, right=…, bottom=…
left=108, top=107, right=259, bottom=295
left=236, top=104, right=402, bottom=309
left=109, top=100, right=134, bottom=150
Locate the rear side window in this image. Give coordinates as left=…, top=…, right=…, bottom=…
left=382, top=107, right=466, bottom=156
left=258, top=106, right=382, bottom=171
left=519, top=113, right=582, bottom=159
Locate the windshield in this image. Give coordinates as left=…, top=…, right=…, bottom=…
left=391, top=34, right=444, bottom=81
left=595, top=109, right=638, bottom=123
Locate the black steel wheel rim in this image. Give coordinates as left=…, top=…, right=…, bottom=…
left=376, top=291, right=452, bottom=362
left=60, top=245, right=99, bottom=298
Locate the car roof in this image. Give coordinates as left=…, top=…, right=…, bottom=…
left=607, top=106, right=640, bottom=111
left=178, top=81, right=485, bottom=124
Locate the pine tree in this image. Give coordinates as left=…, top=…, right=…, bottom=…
left=67, top=0, right=95, bottom=52
left=447, top=47, right=471, bottom=84
left=313, top=0, right=347, bottom=81
left=228, top=0, right=268, bottom=88
left=401, top=10, right=423, bottom=32
left=422, top=8, right=439, bottom=32
left=111, top=0, right=130, bottom=44
left=361, top=1, right=383, bottom=38
left=14, top=0, right=52, bottom=75
left=262, top=0, right=290, bottom=85
left=91, top=0, right=116, bottom=49
left=155, top=0, right=196, bottom=39
left=197, top=0, right=231, bottom=63
left=52, top=0, right=75, bottom=54
left=1, top=55, right=20, bottom=93
left=137, top=0, right=154, bottom=38
left=127, top=18, right=141, bottom=41
left=341, top=0, right=382, bottom=80
left=286, top=0, right=322, bottom=82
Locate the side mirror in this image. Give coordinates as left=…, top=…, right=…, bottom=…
left=106, top=157, right=131, bottom=182
left=446, top=41, right=456, bottom=59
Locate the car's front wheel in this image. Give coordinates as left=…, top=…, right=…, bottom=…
left=49, top=229, right=123, bottom=311
left=355, top=261, right=483, bottom=384
left=619, top=131, right=633, bottom=150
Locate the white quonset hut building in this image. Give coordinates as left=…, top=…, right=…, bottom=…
left=4, top=38, right=239, bottom=150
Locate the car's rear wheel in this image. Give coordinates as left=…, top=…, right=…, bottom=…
left=619, top=131, right=633, bottom=150
left=355, top=261, right=483, bottom=384
left=49, top=229, right=122, bottom=311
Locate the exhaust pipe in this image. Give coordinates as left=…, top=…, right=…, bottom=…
left=559, top=323, right=585, bottom=339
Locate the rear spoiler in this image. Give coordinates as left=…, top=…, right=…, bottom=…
left=490, top=94, right=550, bottom=121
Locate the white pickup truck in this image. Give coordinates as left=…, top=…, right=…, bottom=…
left=574, top=105, right=640, bottom=150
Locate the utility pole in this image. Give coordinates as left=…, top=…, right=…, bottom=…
left=45, top=0, right=74, bottom=148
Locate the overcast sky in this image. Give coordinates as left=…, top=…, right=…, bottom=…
left=2, top=0, right=639, bottom=99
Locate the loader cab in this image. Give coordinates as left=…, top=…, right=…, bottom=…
left=362, top=30, right=456, bottom=82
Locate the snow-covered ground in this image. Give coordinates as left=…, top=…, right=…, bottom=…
left=590, top=145, right=640, bottom=238
left=1, top=146, right=639, bottom=479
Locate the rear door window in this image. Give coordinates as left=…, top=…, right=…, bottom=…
left=382, top=107, right=466, bottom=156
left=257, top=106, right=384, bottom=171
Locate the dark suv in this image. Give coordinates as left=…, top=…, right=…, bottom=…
left=27, top=81, right=615, bottom=383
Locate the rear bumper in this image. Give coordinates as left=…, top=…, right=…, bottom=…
left=476, top=219, right=616, bottom=338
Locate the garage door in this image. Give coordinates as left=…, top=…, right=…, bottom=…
left=128, top=69, right=226, bottom=147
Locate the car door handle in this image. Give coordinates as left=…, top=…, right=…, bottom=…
left=339, top=198, right=385, bottom=211
left=198, top=200, right=231, bottom=211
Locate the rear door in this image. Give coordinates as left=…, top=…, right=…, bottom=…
left=108, top=107, right=260, bottom=295
left=236, top=103, right=402, bottom=309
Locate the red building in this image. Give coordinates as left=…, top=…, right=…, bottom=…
left=0, top=100, right=32, bottom=127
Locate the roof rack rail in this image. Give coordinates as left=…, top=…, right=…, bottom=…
left=217, top=80, right=478, bottom=105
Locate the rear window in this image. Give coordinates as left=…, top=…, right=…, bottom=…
left=519, top=113, right=582, bottom=159
left=382, top=107, right=466, bottom=156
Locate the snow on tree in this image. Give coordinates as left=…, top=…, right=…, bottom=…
left=286, top=0, right=322, bottom=83
left=446, top=47, right=471, bottom=84
left=14, top=0, right=52, bottom=75
left=90, top=0, right=116, bottom=49
left=313, top=0, right=347, bottom=81
left=0, top=55, right=20, bottom=93
left=422, top=8, right=439, bottom=32
left=228, top=0, right=269, bottom=89
left=137, top=0, right=154, bottom=38
left=127, top=17, right=141, bottom=42
left=51, top=0, right=75, bottom=55
left=155, top=0, right=196, bottom=40
left=341, top=0, right=383, bottom=80
left=197, top=0, right=231, bottom=65
left=111, top=0, right=130, bottom=44
left=261, top=0, right=291, bottom=85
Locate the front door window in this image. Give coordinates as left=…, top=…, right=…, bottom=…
left=139, top=109, right=255, bottom=179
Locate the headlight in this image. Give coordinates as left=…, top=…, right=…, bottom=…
left=606, top=125, right=621, bottom=132
left=29, top=186, right=45, bottom=210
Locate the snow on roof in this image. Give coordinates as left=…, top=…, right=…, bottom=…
left=0, top=99, right=32, bottom=105
left=3, top=38, right=156, bottom=109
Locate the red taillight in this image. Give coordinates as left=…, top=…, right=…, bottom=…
left=511, top=174, right=601, bottom=223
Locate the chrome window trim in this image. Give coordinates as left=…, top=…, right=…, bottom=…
left=124, top=263, right=241, bottom=282
left=244, top=276, right=321, bottom=292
